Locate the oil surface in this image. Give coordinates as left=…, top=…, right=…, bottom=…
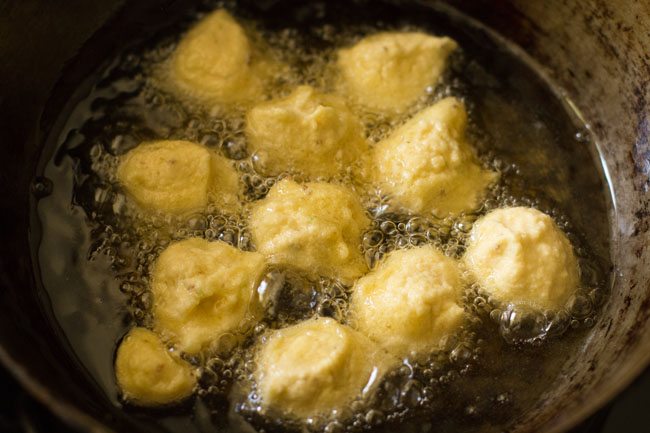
left=32, top=1, right=612, bottom=432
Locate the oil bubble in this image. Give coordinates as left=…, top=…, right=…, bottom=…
left=499, top=304, right=551, bottom=345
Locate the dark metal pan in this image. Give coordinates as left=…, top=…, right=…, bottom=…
left=0, top=0, right=647, bottom=432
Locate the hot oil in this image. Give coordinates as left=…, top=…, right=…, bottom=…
left=33, top=1, right=612, bottom=432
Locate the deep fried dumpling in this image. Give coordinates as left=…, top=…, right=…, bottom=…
left=372, top=97, right=497, bottom=216
left=115, top=327, right=196, bottom=405
left=151, top=238, right=266, bottom=354
left=463, top=207, right=580, bottom=310
left=246, top=85, right=368, bottom=179
left=255, top=317, right=395, bottom=419
left=350, top=246, right=465, bottom=360
left=337, top=32, right=457, bottom=113
left=117, top=140, right=239, bottom=215
left=249, top=179, right=370, bottom=283
left=169, top=9, right=277, bottom=107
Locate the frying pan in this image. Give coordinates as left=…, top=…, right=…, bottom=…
left=0, top=0, right=648, bottom=432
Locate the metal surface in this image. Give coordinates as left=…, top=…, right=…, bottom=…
left=0, top=0, right=648, bottom=432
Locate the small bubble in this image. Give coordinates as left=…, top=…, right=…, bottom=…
left=499, top=304, right=550, bottom=345
left=496, top=392, right=511, bottom=405
left=405, top=217, right=426, bottom=233
left=365, top=250, right=378, bottom=268
left=453, top=219, right=472, bottom=234
left=425, top=227, right=440, bottom=241
left=589, top=288, right=606, bottom=307
left=210, top=215, right=229, bottom=230
left=409, top=233, right=427, bottom=246
left=223, top=138, right=247, bottom=159
left=324, top=421, right=344, bottom=433
left=379, top=220, right=398, bottom=235
left=109, top=134, right=138, bottom=155
left=186, top=216, right=207, bottom=231
left=365, top=409, right=385, bottom=425
left=396, top=237, right=409, bottom=249
left=201, top=132, right=220, bottom=147
left=219, top=230, right=236, bottom=245
left=574, top=129, right=591, bottom=143
left=546, top=309, right=570, bottom=336
left=464, top=405, right=478, bottom=417
left=401, top=380, right=422, bottom=407
left=31, top=176, right=53, bottom=198
left=363, top=230, right=383, bottom=248
left=449, top=343, right=472, bottom=364
left=568, top=294, right=593, bottom=318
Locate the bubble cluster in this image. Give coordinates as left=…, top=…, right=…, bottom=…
left=463, top=276, right=602, bottom=346
left=359, top=204, right=479, bottom=269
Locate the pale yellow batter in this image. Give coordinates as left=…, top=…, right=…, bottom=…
left=115, top=327, right=196, bottom=405
left=168, top=9, right=279, bottom=107
left=249, top=179, right=370, bottom=283
left=117, top=140, right=239, bottom=215
left=371, top=97, right=498, bottom=216
left=337, top=31, right=457, bottom=113
left=246, top=85, right=368, bottom=179
left=463, top=207, right=580, bottom=310
left=151, top=238, right=266, bottom=354
left=255, top=317, right=395, bottom=419
left=350, top=245, right=465, bottom=359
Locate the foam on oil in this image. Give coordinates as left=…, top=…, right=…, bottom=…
left=33, top=1, right=611, bottom=432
